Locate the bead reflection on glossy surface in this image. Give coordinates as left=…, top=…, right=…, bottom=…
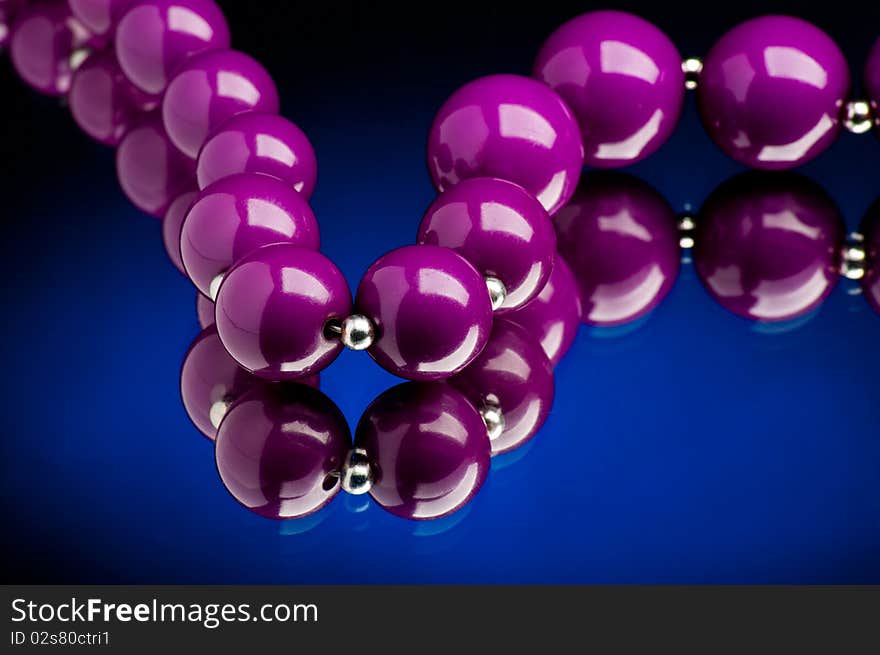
left=68, top=0, right=134, bottom=37
left=215, top=243, right=351, bottom=381
left=426, top=74, right=583, bottom=216
left=216, top=383, right=349, bottom=520
left=860, top=199, right=880, bottom=314
left=161, top=48, right=280, bottom=159
left=179, top=173, right=320, bottom=297
left=114, top=0, right=230, bottom=95
left=450, top=320, right=554, bottom=455
left=554, top=172, right=680, bottom=326
left=356, top=382, right=491, bottom=520
left=196, top=292, right=214, bottom=328
left=697, top=16, right=850, bottom=169
left=196, top=112, right=318, bottom=197
left=694, top=172, right=845, bottom=322
left=355, top=245, right=493, bottom=381
left=417, top=177, right=556, bottom=311
left=161, top=188, right=198, bottom=274
left=533, top=10, right=685, bottom=168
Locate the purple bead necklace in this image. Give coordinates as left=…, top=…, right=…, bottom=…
left=4, top=1, right=879, bottom=521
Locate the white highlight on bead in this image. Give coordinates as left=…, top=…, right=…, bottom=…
left=678, top=215, right=696, bottom=250
left=209, top=272, right=225, bottom=301
left=682, top=57, right=703, bottom=90
left=841, top=232, right=867, bottom=281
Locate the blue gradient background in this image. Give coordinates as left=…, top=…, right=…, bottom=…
left=1, top=2, right=878, bottom=583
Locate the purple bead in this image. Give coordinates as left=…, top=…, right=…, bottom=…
left=115, top=113, right=196, bottom=217
left=866, top=38, right=880, bottom=139
left=694, top=172, right=844, bottom=321
left=162, top=49, right=280, bottom=159
left=180, top=325, right=260, bottom=440
left=356, top=245, right=493, bottom=381
left=114, top=0, right=229, bottom=96
left=196, top=291, right=214, bottom=328
left=356, top=382, right=490, bottom=520
left=215, top=243, right=351, bottom=380
left=9, top=2, right=89, bottom=96
left=180, top=173, right=321, bottom=298
left=0, top=0, right=27, bottom=48
left=533, top=10, right=685, bottom=168
left=427, top=74, right=583, bottom=216
left=67, top=0, right=132, bottom=37
left=862, top=200, right=880, bottom=315
left=417, top=177, right=556, bottom=311
left=196, top=112, right=318, bottom=198
left=216, top=383, right=348, bottom=520
left=697, top=16, right=850, bottom=170
left=161, top=188, right=197, bottom=274
left=554, top=173, right=680, bottom=325
left=69, top=48, right=155, bottom=146
left=450, top=319, right=554, bottom=455
left=507, top=256, right=582, bottom=366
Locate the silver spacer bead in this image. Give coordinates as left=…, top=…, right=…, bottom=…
left=68, top=47, right=91, bottom=73
left=682, top=57, right=703, bottom=91
left=678, top=214, right=696, bottom=250
left=209, top=396, right=234, bottom=430
left=326, top=314, right=376, bottom=350
left=208, top=271, right=226, bottom=301
left=479, top=400, right=505, bottom=441
left=340, top=447, right=374, bottom=495
left=843, top=100, right=874, bottom=135
left=840, top=232, right=867, bottom=280
left=485, top=275, right=507, bottom=311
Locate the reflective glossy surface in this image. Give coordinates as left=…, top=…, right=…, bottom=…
left=162, top=48, right=280, bottom=159
left=533, top=10, right=684, bottom=168
left=196, top=291, right=214, bottom=328
left=161, top=188, right=198, bottom=274
left=10, top=2, right=88, bottom=96
left=115, top=113, right=196, bottom=217
left=69, top=49, right=154, bottom=146
left=695, top=172, right=844, bottom=321
left=417, top=177, right=556, bottom=310
left=216, top=383, right=349, bottom=520
left=0, top=0, right=26, bottom=48
left=697, top=16, right=849, bottom=170
left=68, top=0, right=133, bottom=37
left=180, top=326, right=261, bottom=440
left=508, top=256, right=583, bottom=365
left=451, top=320, right=554, bottom=455
left=356, top=382, right=491, bottom=520
left=866, top=37, right=880, bottom=139
left=427, top=74, right=583, bottom=216
left=859, top=199, right=880, bottom=314
left=215, top=243, right=351, bottom=380
left=180, top=173, right=320, bottom=297
left=196, top=112, right=318, bottom=197
left=554, top=172, right=680, bottom=325
left=356, top=245, right=493, bottom=381
left=115, top=0, right=230, bottom=95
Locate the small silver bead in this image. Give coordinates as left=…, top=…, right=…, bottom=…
left=485, top=276, right=507, bottom=311
left=479, top=401, right=505, bottom=441
left=682, top=57, right=703, bottom=91
left=841, top=233, right=868, bottom=281
left=337, top=314, right=376, bottom=350
left=340, top=448, right=374, bottom=495
left=68, top=47, right=91, bottom=72
left=843, top=100, right=874, bottom=135
left=208, top=271, right=226, bottom=301
left=208, top=397, right=233, bottom=430
left=678, top=215, right=696, bottom=250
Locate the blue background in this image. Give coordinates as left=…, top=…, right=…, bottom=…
left=1, top=1, right=878, bottom=583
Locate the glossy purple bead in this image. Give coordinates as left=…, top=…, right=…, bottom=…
left=862, top=200, right=880, bottom=315
left=162, top=49, right=280, bottom=159
left=0, top=0, right=27, bottom=48
left=196, top=291, right=214, bottom=328
left=450, top=320, right=554, bottom=455
left=67, top=0, right=132, bottom=37
left=866, top=38, right=880, bottom=139
left=115, top=113, right=196, bottom=217
left=161, top=188, right=198, bottom=274
left=356, top=245, right=493, bottom=381
left=69, top=48, right=155, bottom=146
left=507, top=256, right=582, bottom=366
left=427, top=74, right=583, bottom=216
left=697, top=16, right=850, bottom=170
left=216, top=383, right=348, bottom=520
left=554, top=173, right=680, bottom=325
left=356, top=382, right=491, bottom=520
left=180, top=325, right=260, bottom=440
left=180, top=173, right=321, bottom=298
left=533, top=10, right=684, bottom=168
left=9, top=2, right=89, bottom=96
left=215, top=243, right=351, bottom=380
left=417, top=177, right=556, bottom=311
left=694, top=172, right=844, bottom=321
left=114, top=0, right=230, bottom=96
left=196, top=112, right=318, bottom=198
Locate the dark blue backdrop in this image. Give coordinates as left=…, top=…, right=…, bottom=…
left=1, top=1, right=878, bottom=583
